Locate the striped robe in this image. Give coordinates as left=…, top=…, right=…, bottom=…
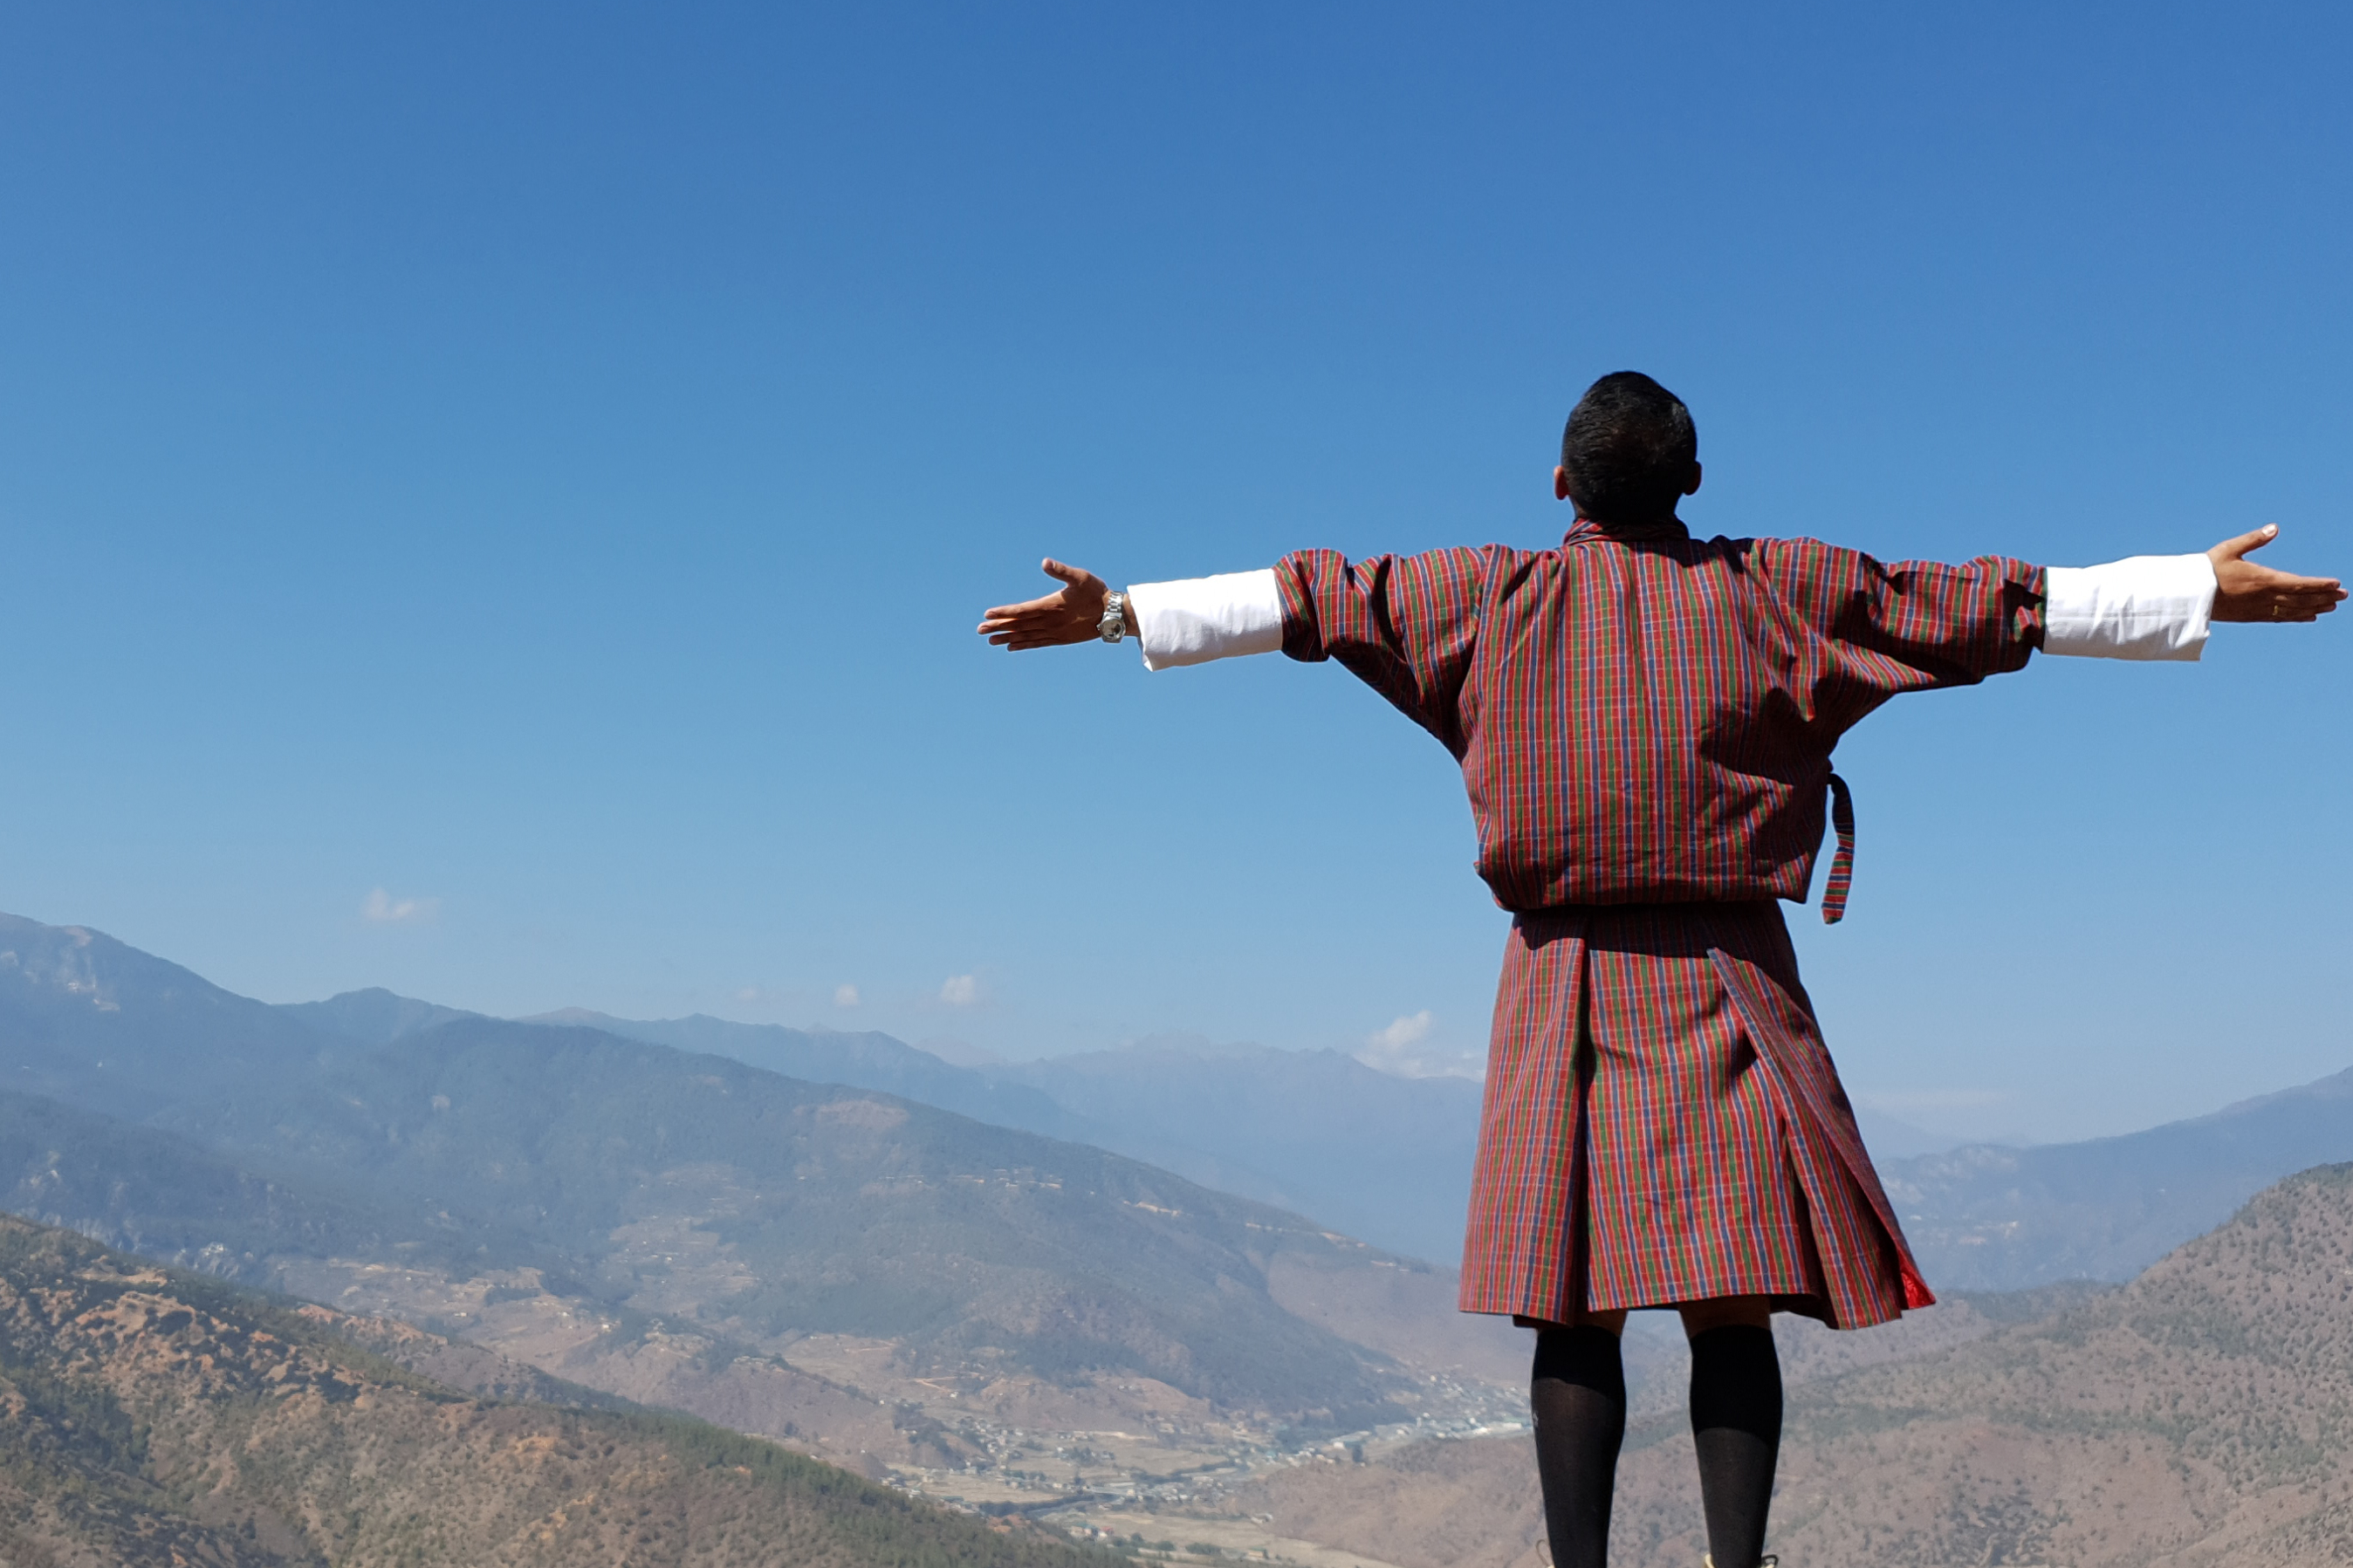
left=1275, top=517, right=2046, bottom=1328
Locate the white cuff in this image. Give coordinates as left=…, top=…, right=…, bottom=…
left=1127, top=570, right=1284, bottom=670
left=2043, top=553, right=2215, bottom=661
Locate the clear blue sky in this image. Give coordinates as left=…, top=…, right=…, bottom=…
left=1, top=2, right=2344, bottom=1143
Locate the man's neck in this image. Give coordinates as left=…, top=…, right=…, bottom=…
left=1568, top=510, right=1690, bottom=542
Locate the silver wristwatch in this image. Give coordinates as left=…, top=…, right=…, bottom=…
left=1099, top=591, right=1130, bottom=643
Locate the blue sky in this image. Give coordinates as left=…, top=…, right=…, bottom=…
left=0, top=2, right=2344, bottom=1143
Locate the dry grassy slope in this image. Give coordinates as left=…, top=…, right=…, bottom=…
left=0, top=1214, right=1110, bottom=1568
left=1225, top=1163, right=2353, bottom=1568
left=299, top=1304, right=641, bottom=1412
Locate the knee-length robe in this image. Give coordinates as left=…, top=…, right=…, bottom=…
left=1273, top=517, right=2047, bottom=1328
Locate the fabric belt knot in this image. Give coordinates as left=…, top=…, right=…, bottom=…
left=1821, top=771, right=1856, bottom=925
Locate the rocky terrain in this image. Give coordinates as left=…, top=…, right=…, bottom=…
left=0, top=1211, right=1109, bottom=1567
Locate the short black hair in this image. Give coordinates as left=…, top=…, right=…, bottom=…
left=1559, top=371, right=1698, bottom=523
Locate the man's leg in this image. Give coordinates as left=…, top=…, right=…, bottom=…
left=1677, top=1296, right=1780, bottom=1568
left=1530, top=1308, right=1627, bottom=1568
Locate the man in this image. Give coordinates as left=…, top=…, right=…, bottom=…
left=975, top=372, right=2342, bottom=1567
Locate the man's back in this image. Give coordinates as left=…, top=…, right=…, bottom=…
left=1277, top=519, right=2044, bottom=910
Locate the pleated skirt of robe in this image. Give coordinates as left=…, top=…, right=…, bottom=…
left=1457, top=900, right=1932, bottom=1330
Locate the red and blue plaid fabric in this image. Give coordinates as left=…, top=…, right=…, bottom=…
left=1820, top=773, right=1856, bottom=925
left=1275, top=519, right=2044, bottom=913
left=1275, top=520, right=2045, bottom=1326
left=1469, top=900, right=1924, bottom=1327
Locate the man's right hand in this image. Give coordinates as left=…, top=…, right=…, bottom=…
left=2208, top=526, right=2346, bottom=622
left=978, top=558, right=1113, bottom=650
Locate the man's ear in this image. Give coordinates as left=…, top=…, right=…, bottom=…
left=1682, top=462, right=1704, bottom=497
left=1554, top=465, right=1573, bottom=502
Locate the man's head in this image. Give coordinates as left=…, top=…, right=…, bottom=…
left=1554, top=371, right=1701, bottom=523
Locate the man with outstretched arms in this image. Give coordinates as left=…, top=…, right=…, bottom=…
left=975, top=373, right=2343, bottom=1568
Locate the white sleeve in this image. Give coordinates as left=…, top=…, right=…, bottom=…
left=2042, top=553, right=2216, bottom=661
left=1127, top=570, right=1285, bottom=671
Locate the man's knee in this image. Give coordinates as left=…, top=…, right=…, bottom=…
left=1677, top=1295, right=1773, bottom=1337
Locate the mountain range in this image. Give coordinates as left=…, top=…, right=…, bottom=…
left=1876, top=1060, right=2353, bottom=1288
left=494, top=1009, right=1486, bottom=1270
left=0, top=912, right=1516, bottom=1462
left=288, top=993, right=1485, bottom=1271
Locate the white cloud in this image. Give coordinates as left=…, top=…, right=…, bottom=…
left=833, top=983, right=861, bottom=1008
left=360, top=888, right=440, bottom=925
left=1356, top=1010, right=1484, bottom=1080
left=735, top=987, right=762, bottom=1003
left=939, top=974, right=978, bottom=1006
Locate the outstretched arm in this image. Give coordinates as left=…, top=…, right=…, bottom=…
left=978, top=560, right=1285, bottom=668
left=2043, top=525, right=2341, bottom=661
left=980, top=548, right=1488, bottom=748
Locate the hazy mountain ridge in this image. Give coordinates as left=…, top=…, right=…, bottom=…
left=0, top=1211, right=1107, bottom=1568
left=0, top=914, right=340, bottom=1121
left=542, top=1010, right=1097, bottom=1150
left=978, top=1040, right=1485, bottom=1271
left=279, top=986, right=481, bottom=1046
left=1881, top=1062, right=2353, bottom=1289
left=528, top=1015, right=1486, bottom=1268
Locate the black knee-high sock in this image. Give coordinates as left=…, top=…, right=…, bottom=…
left=1531, top=1325, right=1626, bottom=1568
left=1688, top=1324, right=1782, bottom=1568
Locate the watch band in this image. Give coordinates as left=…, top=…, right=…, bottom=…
left=1099, top=591, right=1129, bottom=643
